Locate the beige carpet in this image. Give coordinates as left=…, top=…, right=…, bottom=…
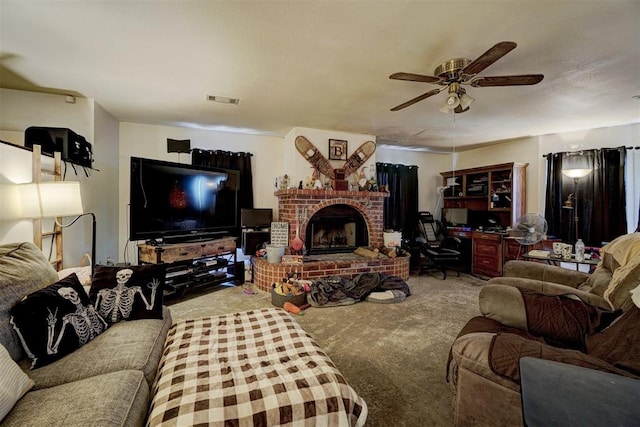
left=167, top=271, right=486, bottom=427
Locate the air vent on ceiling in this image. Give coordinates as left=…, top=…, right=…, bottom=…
left=206, top=95, right=240, bottom=105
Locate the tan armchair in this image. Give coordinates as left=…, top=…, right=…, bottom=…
left=448, top=233, right=640, bottom=426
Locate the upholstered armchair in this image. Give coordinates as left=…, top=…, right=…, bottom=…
left=448, top=232, right=640, bottom=426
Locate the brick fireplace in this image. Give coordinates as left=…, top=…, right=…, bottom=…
left=251, top=188, right=410, bottom=292
left=276, top=188, right=387, bottom=250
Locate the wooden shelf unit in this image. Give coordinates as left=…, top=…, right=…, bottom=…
left=440, top=162, right=528, bottom=228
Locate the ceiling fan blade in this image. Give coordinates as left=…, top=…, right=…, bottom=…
left=390, top=88, right=443, bottom=111
left=470, top=74, right=544, bottom=87
left=389, top=72, right=442, bottom=84
left=461, top=41, right=517, bottom=77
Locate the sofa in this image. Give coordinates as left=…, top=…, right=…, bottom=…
left=0, top=242, right=172, bottom=426
left=448, top=232, right=640, bottom=426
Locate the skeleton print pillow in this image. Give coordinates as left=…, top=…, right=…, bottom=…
left=89, top=264, right=166, bottom=324
left=10, top=273, right=108, bottom=369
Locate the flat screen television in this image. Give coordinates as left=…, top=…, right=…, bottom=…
left=442, top=207, right=469, bottom=226
left=241, top=208, right=273, bottom=228
left=129, top=157, right=240, bottom=242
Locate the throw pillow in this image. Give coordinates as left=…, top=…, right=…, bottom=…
left=0, top=241, right=59, bottom=361
left=10, top=274, right=108, bottom=369
left=578, top=266, right=613, bottom=297
left=90, top=264, right=166, bottom=324
left=603, top=257, right=640, bottom=310
left=0, top=343, right=34, bottom=421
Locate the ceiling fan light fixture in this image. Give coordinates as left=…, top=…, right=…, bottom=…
left=446, top=93, right=460, bottom=107
left=389, top=41, right=544, bottom=113
left=439, top=93, right=460, bottom=113
left=439, top=103, right=453, bottom=114
left=459, top=92, right=475, bottom=110
left=440, top=84, right=461, bottom=113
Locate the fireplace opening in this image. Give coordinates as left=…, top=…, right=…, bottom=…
left=305, top=205, right=368, bottom=254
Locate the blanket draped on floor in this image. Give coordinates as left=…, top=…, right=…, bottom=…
left=308, top=273, right=410, bottom=307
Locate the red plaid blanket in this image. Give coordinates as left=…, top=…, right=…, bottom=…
left=147, top=308, right=367, bottom=426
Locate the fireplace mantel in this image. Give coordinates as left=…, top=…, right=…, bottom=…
left=274, top=188, right=389, bottom=200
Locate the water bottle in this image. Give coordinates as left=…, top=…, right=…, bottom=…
left=575, top=239, right=585, bottom=262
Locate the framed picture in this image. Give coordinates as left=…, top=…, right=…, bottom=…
left=328, top=139, right=348, bottom=160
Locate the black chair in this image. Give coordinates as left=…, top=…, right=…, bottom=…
left=418, top=236, right=463, bottom=279
left=416, top=211, right=444, bottom=248
left=415, top=213, right=463, bottom=279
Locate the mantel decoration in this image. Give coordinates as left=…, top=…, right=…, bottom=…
left=295, top=135, right=376, bottom=190
left=328, top=139, right=348, bottom=160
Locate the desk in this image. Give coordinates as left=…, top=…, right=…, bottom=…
left=520, top=357, right=640, bottom=427
left=523, top=251, right=599, bottom=272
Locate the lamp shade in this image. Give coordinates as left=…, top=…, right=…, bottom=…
left=459, top=93, right=475, bottom=110
left=17, top=184, right=43, bottom=218
left=0, top=184, right=41, bottom=220
left=38, top=181, right=84, bottom=218
left=561, top=168, right=592, bottom=179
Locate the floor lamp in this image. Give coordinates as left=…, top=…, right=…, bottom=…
left=561, top=168, right=592, bottom=242
left=36, top=181, right=96, bottom=275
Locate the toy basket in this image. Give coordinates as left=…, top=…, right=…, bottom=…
left=271, top=287, right=306, bottom=308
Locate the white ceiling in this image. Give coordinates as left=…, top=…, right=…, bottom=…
left=1, top=1, right=639, bottom=152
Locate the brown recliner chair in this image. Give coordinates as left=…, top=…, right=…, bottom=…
left=448, top=232, right=640, bottom=426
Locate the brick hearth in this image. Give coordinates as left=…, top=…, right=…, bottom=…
left=251, top=254, right=410, bottom=292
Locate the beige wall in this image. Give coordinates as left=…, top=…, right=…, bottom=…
left=0, top=89, right=118, bottom=267
left=375, top=146, right=451, bottom=216
left=3, top=88, right=638, bottom=264
left=282, top=127, right=378, bottom=188
left=118, top=122, right=284, bottom=263
left=0, top=88, right=93, bottom=141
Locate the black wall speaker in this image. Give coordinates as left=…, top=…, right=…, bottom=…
left=25, top=127, right=93, bottom=168
left=167, top=138, right=191, bottom=153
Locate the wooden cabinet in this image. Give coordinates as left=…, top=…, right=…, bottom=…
left=440, top=162, right=527, bottom=228
left=503, top=237, right=530, bottom=261
left=472, top=231, right=503, bottom=277
left=139, top=237, right=236, bottom=264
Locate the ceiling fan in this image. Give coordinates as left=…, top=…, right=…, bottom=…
left=389, top=41, right=544, bottom=113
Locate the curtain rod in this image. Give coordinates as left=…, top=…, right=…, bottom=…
left=542, top=146, right=638, bottom=158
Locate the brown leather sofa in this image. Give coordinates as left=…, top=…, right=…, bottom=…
left=448, top=233, right=640, bottom=426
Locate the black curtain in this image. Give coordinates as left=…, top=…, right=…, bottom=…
left=544, top=153, right=566, bottom=242
left=192, top=149, right=254, bottom=231
left=544, top=147, right=626, bottom=246
left=376, top=162, right=419, bottom=242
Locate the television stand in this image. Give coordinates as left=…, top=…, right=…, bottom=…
left=161, top=232, right=231, bottom=245
left=137, top=236, right=242, bottom=298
